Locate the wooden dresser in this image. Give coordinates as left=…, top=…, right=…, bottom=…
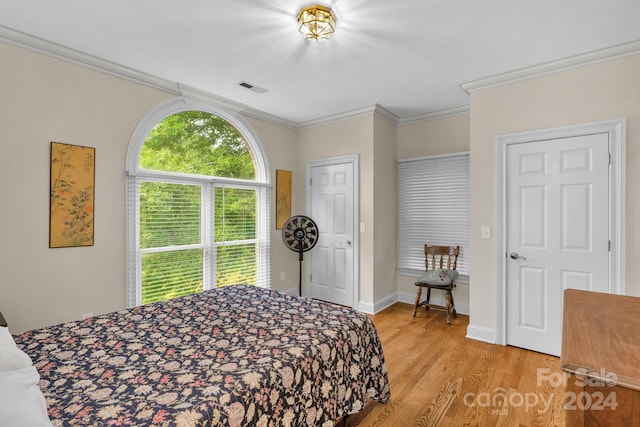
left=561, top=289, right=640, bottom=426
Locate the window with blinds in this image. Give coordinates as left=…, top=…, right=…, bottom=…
left=214, top=186, right=259, bottom=287
left=397, top=153, right=470, bottom=277
left=126, top=109, right=271, bottom=307
left=140, top=182, right=203, bottom=304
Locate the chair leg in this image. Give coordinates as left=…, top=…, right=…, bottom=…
left=450, top=290, right=457, bottom=317
left=413, top=287, right=422, bottom=317
left=446, top=291, right=452, bottom=325
left=425, top=288, right=431, bottom=311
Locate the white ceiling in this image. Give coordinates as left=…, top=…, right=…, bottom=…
left=2, top=0, right=640, bottom=125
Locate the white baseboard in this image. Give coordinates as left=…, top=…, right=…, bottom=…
left=358, top=301, right=374, bottom=314
left=358, top=293, right=397, bottom=314
left=465, top=324, right=496, bottom=344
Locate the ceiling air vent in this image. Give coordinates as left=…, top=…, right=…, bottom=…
left=238, top=81, right=268, bottom=94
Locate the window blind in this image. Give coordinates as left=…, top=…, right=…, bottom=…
left=214, top=185, right=261, bottom=288
left=397, top=153, right=470, bottom=276
left=139, top=182, right=204, bottom=304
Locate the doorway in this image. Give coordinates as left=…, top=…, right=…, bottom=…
left=496, top=120, right=625, bottom=356
left=306, top=155, right=359, bottom=308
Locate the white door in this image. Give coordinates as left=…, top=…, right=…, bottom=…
left=308, top=161, right=355, bottom=307
left=506, top=133, right=609, bottom=356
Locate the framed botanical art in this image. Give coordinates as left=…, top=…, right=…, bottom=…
left=276, top=169, right=292, bottom=229
left=49, top=142, right=95, bottom=248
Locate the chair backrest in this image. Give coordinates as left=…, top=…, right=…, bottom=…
left=424, top=244, right=459, bottom=271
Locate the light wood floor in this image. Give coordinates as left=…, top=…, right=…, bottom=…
left=347, top=303, right=566, bottom=427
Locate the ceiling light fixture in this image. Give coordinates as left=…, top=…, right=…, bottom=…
left=297, top=4, right=336, bottom=41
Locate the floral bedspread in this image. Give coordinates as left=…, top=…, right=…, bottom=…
left=15, top=285, right=390, bottom=426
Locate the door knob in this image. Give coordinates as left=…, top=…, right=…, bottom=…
left=509, top=252, right=526, bottom=260
left=346, top=240, right=352, bottom=245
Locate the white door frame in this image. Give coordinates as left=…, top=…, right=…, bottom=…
left=495, top=119, right=626, bottom=346
left=306, top=154, right=359, bottom=309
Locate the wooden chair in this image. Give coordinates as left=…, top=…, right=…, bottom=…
left=412, top=244, right=460, bottom=325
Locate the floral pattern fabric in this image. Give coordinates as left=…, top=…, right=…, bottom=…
left=15, top=285, right=390, bottom=426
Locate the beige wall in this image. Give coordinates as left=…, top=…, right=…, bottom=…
left=297, top=115, right=377, bottom=306
left=468, top=54, right=640, bottom=336
left=397, top=113, right=471, bottom=159
left=243, top=116, right=300, bottom=295
left=275, top=111, right=400, bottom=311
left=373, top=116, right=398, bottom=306
left=396, top=113, right=471, bottom=312
left=0, top=42, right=300, bottom=333
left=0, top=42, right=172, bottom=333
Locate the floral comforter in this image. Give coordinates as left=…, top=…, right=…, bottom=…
left=15, top=285, right=390, bottom=426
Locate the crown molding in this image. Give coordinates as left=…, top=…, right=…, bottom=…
left=398, top=105, right=470, bottom=125
left=373, top=104, right=400, bottom=125
left=296, top=104, right=400, bottom=129
left=239, top=107, right=298, bottom=129
left=245, top=103, right=402, bottom=130
left=296, top=105, right=377, bottom=129
left=177, top=83, right=246, bottom=116
left=461, top=39, right=640, bottom=93
left=177, top=84, right=301, bottom=130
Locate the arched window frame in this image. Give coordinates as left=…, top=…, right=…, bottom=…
left=125, top=97, right=272, bottom=307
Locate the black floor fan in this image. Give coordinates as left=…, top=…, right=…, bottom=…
left=281, top=215, right=319, bottom=297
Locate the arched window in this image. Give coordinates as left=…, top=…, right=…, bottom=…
left=125, top=99, right=271, bottom=307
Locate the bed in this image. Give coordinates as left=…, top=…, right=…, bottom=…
left=13, top=285, right=390, bottom=426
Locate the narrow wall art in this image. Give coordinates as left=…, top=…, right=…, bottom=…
left=276, top=169, right=292, bottom=229
left=49, top=142, right=95, bottom=248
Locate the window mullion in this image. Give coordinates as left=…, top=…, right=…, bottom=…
left=203, top=182, right=215, bottom=291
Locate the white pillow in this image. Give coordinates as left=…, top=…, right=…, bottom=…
left=0, top=366, right=54, bottom=427
left=0, top=326, right=33, bottom=372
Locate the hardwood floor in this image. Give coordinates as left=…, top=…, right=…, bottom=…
left=347, top=303, right=566, bottom=427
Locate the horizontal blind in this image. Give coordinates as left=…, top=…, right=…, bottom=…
left=139, top=181, right=204, bottom=304
left=215, top=243, right=257, bottom=287
left=214, top=187, right=256, bottom=242
left=214, top=186, right=258, bottom=287
left=125, top=177, right=141, bottom=308
left=256, top=186, right=271, bottom=289
left=140, top=182, right=202, bottom=248
left=398, top=153, right=470, bottom=275
left=142, top=249, right=203, bottom=304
